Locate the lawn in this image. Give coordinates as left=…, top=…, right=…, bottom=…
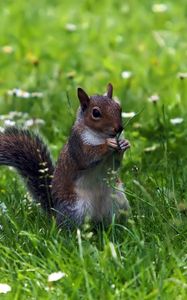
left=0, top=0, right=187, bottom=299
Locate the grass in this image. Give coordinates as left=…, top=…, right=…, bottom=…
left=0, top=0, right=187, bottom=298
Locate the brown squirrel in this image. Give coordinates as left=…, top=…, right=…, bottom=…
left=0, top=84, right=130, bottom=228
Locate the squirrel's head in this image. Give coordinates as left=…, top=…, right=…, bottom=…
left=77, top=83, right=123, bottom=138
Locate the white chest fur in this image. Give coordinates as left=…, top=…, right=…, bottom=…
left=81, top=127, right=105, bottom=146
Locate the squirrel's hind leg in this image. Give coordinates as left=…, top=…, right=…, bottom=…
left=53, top=200, right=86, bottom=229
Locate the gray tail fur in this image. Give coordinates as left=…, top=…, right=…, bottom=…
left=0, top=127, right=54, bottom=214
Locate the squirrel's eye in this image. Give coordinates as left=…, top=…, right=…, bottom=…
left=92, top=108, right=101, bottom=119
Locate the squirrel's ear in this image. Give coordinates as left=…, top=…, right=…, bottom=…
left=77, top=88, right=90, bottom=111
left=107, top=83, right=113, bottom=99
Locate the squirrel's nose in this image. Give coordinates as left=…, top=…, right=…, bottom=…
left=114, top=125, right=123, bottom=134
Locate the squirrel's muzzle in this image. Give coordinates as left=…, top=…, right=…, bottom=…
left=114, top=125, right=123, bottom=135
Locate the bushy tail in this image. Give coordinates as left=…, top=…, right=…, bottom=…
left=0, top=127, right=54, bottom=214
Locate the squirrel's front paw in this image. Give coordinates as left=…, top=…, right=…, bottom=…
left=117, top=139, right=130, bottom=152
left=107, top=138, right=130, bottom=152
left=106, top=138, right=119, bottom=150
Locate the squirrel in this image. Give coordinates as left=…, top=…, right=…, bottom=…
left=0, top=83, right=130, bottom=228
